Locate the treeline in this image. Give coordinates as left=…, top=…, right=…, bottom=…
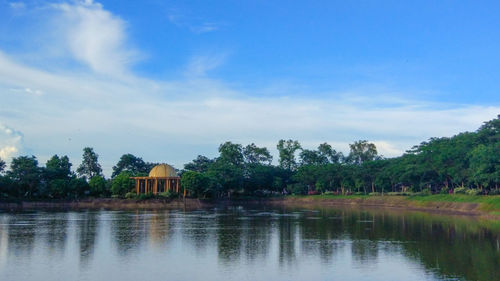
left=0, top=116, right=498, bottom=199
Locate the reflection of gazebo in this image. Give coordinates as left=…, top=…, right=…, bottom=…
left=131, top=164, right=182, bottom=195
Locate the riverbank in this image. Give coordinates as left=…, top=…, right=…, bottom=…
left=0, top=198, right=213, bottom=210
left=1, top=195, right=500, bottom=219
left=267, top=194, right=500, bottom=219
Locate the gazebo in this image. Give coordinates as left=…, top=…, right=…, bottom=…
left=131, top=164, right=183, bottom=196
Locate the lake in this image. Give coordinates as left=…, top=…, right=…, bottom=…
left=0, top=206, right=499, bottom=281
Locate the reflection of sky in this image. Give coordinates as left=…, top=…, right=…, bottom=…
left=0, top=208, right=496, bottom=281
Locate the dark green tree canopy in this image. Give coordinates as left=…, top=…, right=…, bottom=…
left=184, top=155, right=214, bottom=173
left=218, top=142, right=244, bottom=166
left=112, top=153, right=149, bottom=177
left=8, top=155, right=41, bottom=197
left=45, top=155, right=72, bottom=180
left=243, top=143, right=272, bottom=165
left=77, top=147, right=102, bottom=179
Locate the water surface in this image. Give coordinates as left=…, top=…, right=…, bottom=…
left=0, top=206, right=498, bottom=281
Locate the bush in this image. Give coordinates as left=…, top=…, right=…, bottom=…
left=369, top=192, right=381, bottom=196
left=421, top=188, right=432, bottom=195
left=138, top=192, right=154, bottom=200
left=465, top=189, right=481, bottom=196
left=125, top=192, right=137, bottom=199
left=439, top=187, right=449, bottom=194
left=454, top=187, right=467, bottom=194
left=288, top=183, right=308, bottom=195
left=323, top=191, right=335, bottom=195
left=158, top=191, right=177, bottom=199
left=354, top=192, right=364, bottom=195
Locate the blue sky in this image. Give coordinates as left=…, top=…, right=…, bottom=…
left=0, top=0, right=499, bottom=175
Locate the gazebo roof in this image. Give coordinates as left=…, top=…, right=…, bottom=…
left=149, top=164, right=178, bottom=177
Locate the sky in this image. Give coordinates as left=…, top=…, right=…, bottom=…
left=0, top=0, right=499, bottom=176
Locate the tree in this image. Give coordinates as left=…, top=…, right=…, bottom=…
left=112, top=154, right=149, bottom=177
left=243, top=143, right=272, bottom=165
left=277, top=139, right=302, bottom=170
left=89, top=175, right=108, bottom=197
left=181, top=171, right=212, bottom=198
left=111, top=171, right=134, bottom=196
left=218, top=142, right=244, bottom=166
left=318, top=143, right=343, bottom=163
left=347, top=140, right=378, bottom=165
left=8, top=156, right=41, bottom=197
left=0, top=157, right=5, bottom=174
left=77, top=147, right=102, bottom=179
left=45, top=155, right=72, bottom=180
left=184, top=155, right=214, bottom=173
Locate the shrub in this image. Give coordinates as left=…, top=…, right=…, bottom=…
left=158, top=191, right=177, bottom=199
left=439, top=187, right=449, bottom=194
left=323, top=191, right=335, bottom=195
left=124, top=192, right=137, bottom=199
left=465, top=189, right=481, bottom=196
left=354, top=192, right=364, bottom=195
left=454, top=187, right=467, bottom=194
left=369, top=192, right=381, bottom=196
left=138, top=192, right=154, bottom=200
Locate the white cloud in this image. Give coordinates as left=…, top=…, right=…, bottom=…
left=52, top=0, right=139, bottom=76
left=0, top=124, right=23, bottom=160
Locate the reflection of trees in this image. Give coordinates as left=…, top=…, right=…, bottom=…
left=216, top=210, right=243, bottom=264
left=7, top=215, right=36, bottom=256
left=111, top=211, right=147, bottom=256
left=180, top=211, right=216, bottom=252
left=277, top=214, right=297, bottom=267
left=76, top=211, right=99, bottom=266
left=241, top=214, right=273, bottom=262
left=40, top=212, right=69, bottom=257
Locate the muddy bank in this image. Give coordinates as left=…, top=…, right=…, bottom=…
left=0, top=198, right=215, bottom=211
left=263, top=196, right=500, bottom=219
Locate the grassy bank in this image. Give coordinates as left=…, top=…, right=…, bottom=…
left=278, top=194, right=500, bottom=218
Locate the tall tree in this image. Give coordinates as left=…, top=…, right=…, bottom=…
left=45, top=155, right=72, bottom=180
left=8, top=156, right=41, bottom=197
left=77, top=147, right=102, bottom=179
left=218, top=142, right=244, bottom=166
left=318, top=143, right=343, bottom=163
left=184, top=155, right=214, bottom=173
left=277, top=139, right=302, bottom=170
left=112, top=154, right=148, bottom=177
left=347, top=140, right=378, bottom=165
left=243, top=143, right=272, bottom=165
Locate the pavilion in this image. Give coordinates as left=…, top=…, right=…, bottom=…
left=131, top=164, right=184, bottom=196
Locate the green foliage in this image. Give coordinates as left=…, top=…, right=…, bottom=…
left=89, top=175, right=107, bottom=197
left=111, top=171, right=134, bottom=197
left=277, top=139, right=301, bottom=170
left=124, top=192, right=137, bottom=199
left=454, top=187, right=467, bottom=194
left=181, top=171, right=210, bottom=197
left=243, top=143, right=272, bottom=165
left=347, top=140, right=379, bottom=165
left=112, top=154, right=152, bottom=177
left=158, top=191, right=177, bottom=199
left=8, top=155, right=41, bottom=197
left=466, top=189, right=481, bottom=196
left=138, top=192, right=154, bottom=200
left=77, top=147, right=102, bottom=179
